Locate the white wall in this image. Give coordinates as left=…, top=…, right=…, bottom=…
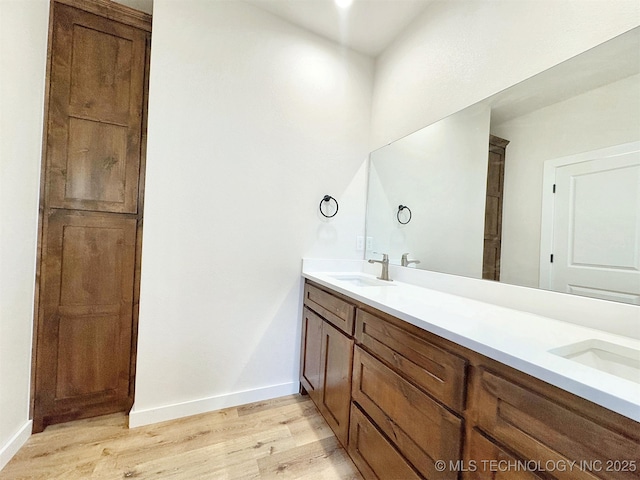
left=0, top=0, right=49, bottom=468
left=131, top=0, right=373, bottom=425
left=494, top=74, right=640, bottom=288
left=372, top=0, right=640, bottom=149
left=367, top=103, right=490, bottom=276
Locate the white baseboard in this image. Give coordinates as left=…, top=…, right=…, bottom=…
left=128, top=382, right=298, bottom=428
left=0, top=420, right=32, bottom=471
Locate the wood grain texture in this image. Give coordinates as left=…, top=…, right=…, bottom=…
left=33, top=0, right=150, bottom=432
left=54, top=0, right=152, bottom=32
left=482, top=135, right=509, bottom=281
left=46, top=3, right=146, bottom=214
left=34, top=211, right=137, bottom=429
left=469, top=368, right=640, bottom=480
left=352, top=346, right=462, bottom=480
left=30, top=4, right=57, bottom=420
left=127, top=32, right=151, bottom=403
left=304, top=283, right=355, bottom=336
left=1, top=395, right=362, bottom=480
left=300, top=281, right=640, bottom=480
left=300, top=307, right=324, bottom=405
left=302, top=284, right=356, bottom=449
left=463, top=428, right=544, bottom=480
left=355, top=308, right=467, bottom=413
left=318, top=322, right=353, bottom=448
left=348, top=404, right=421, bottom=480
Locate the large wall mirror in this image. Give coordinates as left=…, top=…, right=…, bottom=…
left=365, top=27, right=640, bottom=305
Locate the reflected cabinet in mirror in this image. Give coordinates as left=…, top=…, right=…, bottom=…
left=365, top=27, right=640, bottom=305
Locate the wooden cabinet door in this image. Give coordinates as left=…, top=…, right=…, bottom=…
left=33, top=1, right=150, bottom=432
left=300, top=307, right=324, bottom=404
left=46, top=3, right=147, bottom=214
left=483, top=135, right=509, bottom=281
left=318, top=321, right=354, bottom=447
left=301, top=282, right=355, bottom=447
left=34, top=211, right=137, bottom=428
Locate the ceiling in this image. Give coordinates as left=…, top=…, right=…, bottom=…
left=113, top=0, right=433, bottom=57
left=490, top=27, right=640, bottom=125
left=242, top=0, right=432, bottom=56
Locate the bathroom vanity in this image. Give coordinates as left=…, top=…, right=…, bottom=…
left=299, top=269, right=640, bottom=480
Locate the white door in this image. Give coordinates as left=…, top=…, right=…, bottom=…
left=540, top=142, right=640, bottom=305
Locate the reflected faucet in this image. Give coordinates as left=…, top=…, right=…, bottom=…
left=368, top=253, right=392, bottom=281
left=401, top=253, right=421, bottom=267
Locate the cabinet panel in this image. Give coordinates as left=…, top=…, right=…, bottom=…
left=300, top=307, right=323, bottom=404
left=463, top=428, right=544, bottom=480
left=348, top=403, right=421, bottom=480
left=304, top=283, right=355, bottom=335
left=483, top=135, right=509, bottom=281
left=35, top=210, right=136, bottom=427
left=473, top=368, right=640, bottom=480
left=352, top=346, right=462, bottom=479
left=320, top=321, right=354, bottom=447
left=46, top=3, right=146, bottom=213
left=356, top=309, right=467, bottom=412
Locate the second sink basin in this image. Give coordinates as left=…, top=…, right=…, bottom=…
left=329, top=274, right=395, bottom=287
left=549, top=339, right=640, bottom=384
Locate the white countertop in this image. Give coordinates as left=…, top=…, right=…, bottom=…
left=302, top=263, right=640, bottom=423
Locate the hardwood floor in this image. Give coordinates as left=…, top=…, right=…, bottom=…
left=1, top=395, right=363, bottom=479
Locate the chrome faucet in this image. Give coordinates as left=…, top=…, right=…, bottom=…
left=368, top=253, right=392, bottom=281
left=401, top=253, right=421, bottom=267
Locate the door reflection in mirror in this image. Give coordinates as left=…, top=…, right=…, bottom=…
left=365, top=28, right=640, bottom=304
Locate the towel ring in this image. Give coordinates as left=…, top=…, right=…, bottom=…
left=320, top=195, right=339, bottom=218
left=397, top=205, right=411, bottom=224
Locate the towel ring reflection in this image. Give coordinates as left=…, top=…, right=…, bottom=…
left=320, top=195, right=339, bottom=218
left=397, top=205, right=411, bottom=224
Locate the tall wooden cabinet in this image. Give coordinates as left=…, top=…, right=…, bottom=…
left=32, top=0, right=151, bottom=432
left=483, top=135, right=509, bottom=281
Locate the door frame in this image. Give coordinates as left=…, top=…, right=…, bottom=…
left=30, top=0, right=151, bottom=425
left=539, top=140, right=640, bottom=290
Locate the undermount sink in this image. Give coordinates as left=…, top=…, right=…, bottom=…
left=329, top=274, right=395, bottom=287
left=549, top=339, right=640, bottom=384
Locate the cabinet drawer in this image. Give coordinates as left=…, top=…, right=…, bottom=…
left=352, top=346, right=462, bottom=480
left=348, top=403, right=421, bottom=480
left=473, top=368, right=640, bottom=480
left=355, top=309, right=467, bottom=412
left=304, top=282, right=355, bottom=336
left=463, top=428, right=544, bottom=480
